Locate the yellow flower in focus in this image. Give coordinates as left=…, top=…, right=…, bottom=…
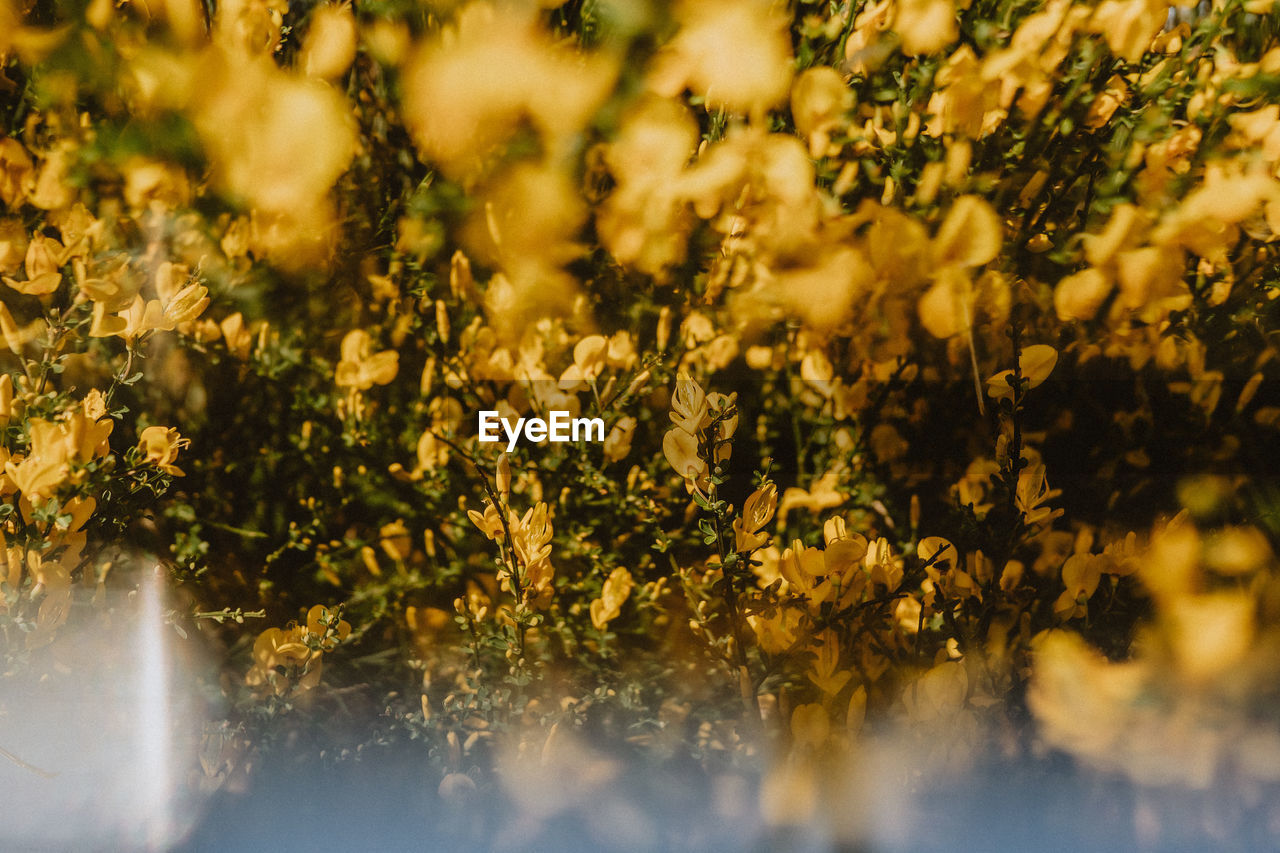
left=864, top=537, right=904, bottom=591
left=733, top=482, right=777, bottom=552
left=305, top=604, right=352, bottom=651
left=1015, top=459, right=1062, bottom=528
left=138, top=425, right=189, bottom=476
left=986, top=344, right=1059, bottom=401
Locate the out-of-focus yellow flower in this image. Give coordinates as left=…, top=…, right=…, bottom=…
left=895, top=0, right=957, bottom=56
left=925, top=46, right=1003, bottom=138
left=598, top=97, right=699, bottom=278
left=790, top=67, right=851, bottom=156
left=122, top=157, right=192, bottom=212
left=0, top=218, right=26, bottom=275
left=1167, top=592, right=1254, bottom=684
left=602, top=416, right=637, bottom=463
left=300, top=4, right=357, bottom=80
left=379, top=520, right=412, bottom=564
left=557, top=335, right=608, bottom=391
left=808, top=631, right=852, bottom=696
left=219, top=312, right=254, bottom=361
left=779, top=469, right=845, bottom=523
left=138, top=425, right=189, bottom=476
left=749, top=599, right=801, bottom=653
left=649, top=0, right=793, bottom=115
left=1088, top=0, right=1167, bottom=64
left=216, top=0, right=288, bottom=55
left=933, top=195, right=1002, bottom=269
left=1054, top=267, right=1111, bottom=321
left=403, top=3, right=616, bottom=175
left=904, top=660, right=968, bottom=722
left=790, top=703, right=830, bottom=749
left=335, top=329, right=399, bottom=391
left=0, top=138, right=33, bottom=209
left=590, top=567, right=634, bottom=630
left=845, top=0, right=895, bottom=75
left=192, top=47, right=356, bottom=264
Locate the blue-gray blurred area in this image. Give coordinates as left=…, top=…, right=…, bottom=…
left=0, top=567, right=211, bottom=852
left=176, top=727, right=1280, bottom=853
left=4, top=565, right=1276, bottom=852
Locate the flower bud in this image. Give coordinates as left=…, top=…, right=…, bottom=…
left=495, top=452, right=511, bottom=504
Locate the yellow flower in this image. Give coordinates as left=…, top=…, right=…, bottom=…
left=648, top=0, right=794, bottom=115
left=602, top=416, right=637, bottom=463
left=1054, top=268, right=1112, bottom=321
left=163, top=281, right=211, bottom=327
left=733, top=482, right=777, bottom=551
left=0, top=137, right=33, bottom=209
left=138, top=425, right=189, bottom=476
left=6, top=411, right=113, bottom=501
left=895, top=0, right=957, bottom=56
left=2, top=233, right=65, bottom=296
left=589, top=567, right=635, bottom=630
left=808, top=631, right=852, bottom=696
left=305, top=604, right=351, bottom=651
left=748, top=602, right=801, bottom=653
left=379, top=520, right=411, bottom=564
left=220, top=312, right=255, bottom=360
left=1088, top=0, right=1167, bottom=64
left=246, top=625, right=322, bottom=695
left=778, top=469, right=845, bottom=523
left=933, top=195, right=1002, bottom=269
left=663, top=426, right=706, bottom=483
left=335, top=329, right=399, bottom=391
left=669, top=374, right=708, bottom=434
left=986, top=344, right=1059, bottom=401
left=1015, top=459, right=1062, bottom=528
left=790, top=703, right=830, bottom=749
left=790, top=67, right=851, bottom=156
left=557, top=335, right=608, bottom=391
left=299, top=3, right=357, bottom=80
left=864, top=537, right=904, bottom=591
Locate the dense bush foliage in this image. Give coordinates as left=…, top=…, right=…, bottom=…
left=4, top=0, right=1280, bottom=845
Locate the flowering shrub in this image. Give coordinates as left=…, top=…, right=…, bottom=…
left=4, top=0, right=1280, bottom=846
